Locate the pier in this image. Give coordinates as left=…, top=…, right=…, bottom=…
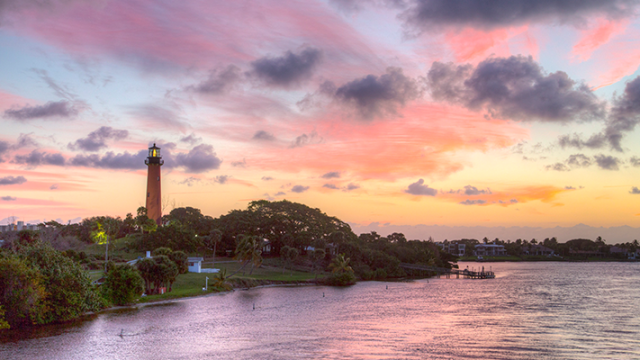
left=399, top=263, right=495, bottom=279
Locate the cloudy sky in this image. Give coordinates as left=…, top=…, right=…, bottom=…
left=1, top=0, right=640, bottom=237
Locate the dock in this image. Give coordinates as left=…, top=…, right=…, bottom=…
left=399, top=263, right=495, bottom=279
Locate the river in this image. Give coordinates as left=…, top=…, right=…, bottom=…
left=1, top=261, right=639, bottom=359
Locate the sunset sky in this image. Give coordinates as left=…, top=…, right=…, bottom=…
left=1, top=0, right=640, bottom=239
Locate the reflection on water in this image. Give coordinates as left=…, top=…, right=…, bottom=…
left=2, top=262, right=640, bottom=359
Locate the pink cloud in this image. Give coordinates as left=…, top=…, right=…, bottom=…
left=8, top=0, right=384, bottom=76
left=243, top=103, right=528, bottom=180
left=585, top=29, right=640, bottom=89
left=442, top=26, right=535, bottom=64
left=0, top=90, right=35, bottom=111
left=570, top=19, right=629, bottom=63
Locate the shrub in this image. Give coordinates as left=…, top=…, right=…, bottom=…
left=326, top=271, right=356, bottom=286
left=102, top=264, right=144, bottom=306
left=374, top=268, right=387, bottom=280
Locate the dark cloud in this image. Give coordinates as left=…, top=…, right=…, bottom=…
left=261, top=176, right=274, bottom=181
left=214, top=175, right=229, bottom=184
left=399, top=0, right=638, bottom=33
left=13, top=133, right=39, bottom=149
left=4, top=101, right=78, bottom=121
left=178, top=177, right=200, bottom=187
left=545, top=163, right=570, bottom=172
left=14, top=150, right=66, bottom=166
left=427, top=56, right=604, bottom=123
left=333, top=67, right=422, bottom=120
left=1, top=196, right=17, bottom=201
left=566, top=154, right=592, bottom=168
left=68, top=126, right=128, bottom=152
left=174, top=144, right=222, bottom=173
left=189, top=65, right=242, bottom=94
left=290, top=131, right=322, bottom=148
left=323, top=183, right=339, bottom=190
left=565, top=186, right=576, bottom=190
left=321, top=171, right=341, bottom=179
left=604, top=76, right=640, bottom=151
left=594, top=154, right=620, bottom=170
left=557, top=76, right=640, bottom=152
left=250, top=47, right=322, bottom=87
left=180, top=133, right=201, bottom=145
left=405, top=179, right=437, bottom=196
left=291, top=185, right=310, bottom=193
left=558, top=133, right=606, bottom=150
left=231, top=159, right=246, bottom=168
left=464, top=185, right=490, bottom=195
left=459, top=199, right=487, bottom=205
left=631, top=156, right=640, bottom=167
left=0, top=141, right=8, bottom=160
left=253, top=130, right=276, bottom=141
left=630, top=187, right=640, bottom=194
left=70, top=151, right=145, bottom=170
left=0, top=176, right=27, bottom=185
left=50, top=184, right=59, bottom=190
left=275, top=191, right=286, bottom=196
left=345, top=183, right=360, bottom=191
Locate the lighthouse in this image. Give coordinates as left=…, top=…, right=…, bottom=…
left=145, top=143, right=164, bottom=225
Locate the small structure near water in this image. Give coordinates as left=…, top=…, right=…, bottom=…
left=187, top=257, right=219, bottom=273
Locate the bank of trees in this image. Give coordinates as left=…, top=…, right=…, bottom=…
left=0, top=240, right=106, bottom=329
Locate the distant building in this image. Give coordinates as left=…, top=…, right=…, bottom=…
left=474, top=244, right=506, bottom=256
left=436, top=241, right=466, bottom=256
left=528, top=244, right=554, bottom=256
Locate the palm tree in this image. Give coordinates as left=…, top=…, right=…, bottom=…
left=203, top=229, right=222, bottom=268
left=231, top=234, right=263, bottom=276
left=329, top=254, right=353, bottom=274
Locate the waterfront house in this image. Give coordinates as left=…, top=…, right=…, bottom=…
left=474, top=244, right=506, bottom=256
left=528, top=244, right=554, bottom=256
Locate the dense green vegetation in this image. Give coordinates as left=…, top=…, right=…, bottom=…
left=5, top=199, right=634, bottom=329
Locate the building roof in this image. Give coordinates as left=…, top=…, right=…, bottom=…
left=187, top=257, right=204, bottom=262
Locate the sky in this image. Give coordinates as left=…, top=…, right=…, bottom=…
left=1, top=0, right=640, bottom=241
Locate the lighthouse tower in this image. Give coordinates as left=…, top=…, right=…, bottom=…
left=145, top=143, right=164, bottom=225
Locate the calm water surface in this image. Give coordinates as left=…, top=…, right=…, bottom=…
left=2, top=262, right=639, bottom=359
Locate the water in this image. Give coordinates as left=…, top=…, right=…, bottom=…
left=2, top=262, right=640, bottom=359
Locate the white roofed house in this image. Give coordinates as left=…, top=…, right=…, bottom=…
left=188, top=257, right=203, bottom=273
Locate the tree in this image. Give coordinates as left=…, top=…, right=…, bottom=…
left=21, top=242, right=104, bottom=325
left=233, top=234, right=263, bottom=276
left=152, top=255, right=179, bottom=293
left=91, top=217, right=121, bottom=273
left=102, top=264, right=144, bottom=305
left=0, top=256, right=46, bottom=328
left=153, top=247, right=173, bottom=257
left=280, top=246, right=299, bottom=275
left=311, top=248, right=326, bottom=280
left=136, top=207, right=157, bottom=251
left=329, top=254, right=353, bottom=274
left=202, top=229, right=222, bottom=267
left=211, top=269, right=232, bottom=291
left=136, top=258, right=155, bottom=294
left=170, top=251, right=189, bottom=274
left=327, top=254, right=356, bottom=286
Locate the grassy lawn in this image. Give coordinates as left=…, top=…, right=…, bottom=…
left=137, top=261, right=318, bottom=303
left=213, top=261, right=319, bottom=282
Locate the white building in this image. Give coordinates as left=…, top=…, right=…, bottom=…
left=188, top=257, right=204, bottom=273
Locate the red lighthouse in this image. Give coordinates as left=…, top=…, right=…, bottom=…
left=145, top=143, right=163, bottom=225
